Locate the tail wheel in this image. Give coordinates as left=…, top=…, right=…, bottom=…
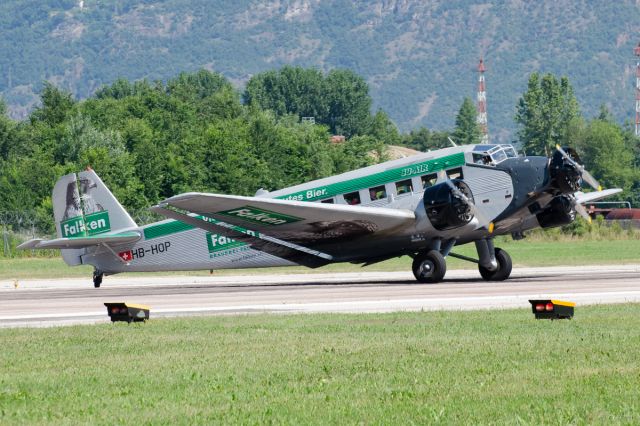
left=93, top=270, right=103, bottom=288
left=479, top=248, right=512, bottom=281
left=412, top=250, right=447, bottom=283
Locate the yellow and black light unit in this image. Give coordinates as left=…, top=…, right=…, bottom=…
left=104, top=303, right=150, bottom=323
left=529, top=299, right=575, bottom=320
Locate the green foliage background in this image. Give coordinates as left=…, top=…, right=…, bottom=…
left=0, top=69, right=393, bottom=234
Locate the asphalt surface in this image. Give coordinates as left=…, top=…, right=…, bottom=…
left=1, top=265, right=639, bottom=327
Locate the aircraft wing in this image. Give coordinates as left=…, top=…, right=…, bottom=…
left=153, top=192, right=416, bottom=263
left=17, top=231, right=142, bottom=250
left=575, top=188, right=623, bottom=205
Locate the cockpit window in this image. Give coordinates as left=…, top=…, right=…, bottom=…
left=501, top=145, right=518, bottom=158
left=472, top=144, right=518, bottom=166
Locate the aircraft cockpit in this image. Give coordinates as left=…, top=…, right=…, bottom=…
left=471, top=144, right=518, bottom=166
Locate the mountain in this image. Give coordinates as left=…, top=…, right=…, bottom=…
left=2, top=0, right=640, bottom=141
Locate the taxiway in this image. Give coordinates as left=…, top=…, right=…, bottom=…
left=1, top=265, right=639, bottom=327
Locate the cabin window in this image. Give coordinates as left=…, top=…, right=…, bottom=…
left=344, top=191, right=361, bottom=205
left=320, top=198, right=334, bottom=204
left=421, top=173, right=437, bottom=189
left=395, top=179, right=413, bottom=195
left=368, top=185, right=387, bottom=201
left=447, top=168, right=463, bottom=180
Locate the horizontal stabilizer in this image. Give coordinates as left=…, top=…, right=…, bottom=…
left=17, top=231, right=142, bottom=250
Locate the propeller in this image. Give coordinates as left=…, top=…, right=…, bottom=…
left=555, top=145, right=602, bottom=191
left=554, top=145, right=600, bottom=223
left=438, top=170, right=492, bottom=230
left=570, top=194, right=592, bottom=223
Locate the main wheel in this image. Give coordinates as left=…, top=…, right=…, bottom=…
left=479, top=248, right=512, bottom=281
left=93, top=270, right=103, bottom=288
left=412, top=250, right=447, bottom=283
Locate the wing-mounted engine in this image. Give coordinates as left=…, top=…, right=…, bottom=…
left=546, top=145, right=604, bottom=223
left=536, top=195, right=576, bottom=228
left=423, top=180, right=474, bottom=231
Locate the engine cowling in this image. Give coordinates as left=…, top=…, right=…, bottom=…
left=423, top=180, right=474, bottom=231
left=536, top=195, right=576, bottom=228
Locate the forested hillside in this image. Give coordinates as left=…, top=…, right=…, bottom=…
left=2, top=0, right=640, bottom=140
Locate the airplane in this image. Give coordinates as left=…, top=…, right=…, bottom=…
left=19, top=143, right=621, bottom=288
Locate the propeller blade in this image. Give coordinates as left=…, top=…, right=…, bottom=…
left=573, top=200, right=592, bottom=223
left=555, top=145, right=601, bottom=191
left=580, top=169, right=602, bottom=192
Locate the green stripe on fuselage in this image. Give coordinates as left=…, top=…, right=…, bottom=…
left=143, top=220, right=194, bottom=240
left=142, top=152, right=466, bottom=239
left=276, top=152, right=465, bottom=201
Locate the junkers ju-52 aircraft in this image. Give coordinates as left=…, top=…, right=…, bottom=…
left=20, top=143, right=620, bottom=287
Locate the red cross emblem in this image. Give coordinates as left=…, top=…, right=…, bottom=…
left=118, top=250, right=133, bottom=262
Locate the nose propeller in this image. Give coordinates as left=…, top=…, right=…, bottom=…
left=554, top=145, right=600, bottom=223
left=555, top=145, right=602, bottom=191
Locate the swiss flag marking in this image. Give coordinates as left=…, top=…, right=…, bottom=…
left=118, top=250, right=133, bottom=262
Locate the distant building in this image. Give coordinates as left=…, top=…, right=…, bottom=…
left=330, top=135, right=345, bottom=144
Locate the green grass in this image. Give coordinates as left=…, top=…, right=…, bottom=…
left=1, top=306, right=640, bottom=424
left=2, top=238, right=639, bottom=280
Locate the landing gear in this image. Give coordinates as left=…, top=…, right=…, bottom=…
left=412, top=250, right=447, bottom=283
left=448, top=239, right=514, bottom=282
left=93, top=270, right=103, bottom=288
left=478, top=248, right=512, bottom=281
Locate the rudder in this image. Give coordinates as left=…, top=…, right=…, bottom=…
left=52, top=169, right=137, bottom=265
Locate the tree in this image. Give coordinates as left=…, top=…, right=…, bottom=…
left=243, top=66, right=373, bottom=138
left=324, top=69, right=372, bottom=137
left=576, top=119, right=637, bottom=201
left=400, top=127, right=451, bottom=151
left=452, top=97, right=481, bottom=146
left=368, top=110, right=400, bottom=145
left=515, top=73, right=581, bottom=156
left=30, top=82, right=75, bottom=127
left=243, top=66, right=327, bottom=122
left=0, top=98, right=16, bottom=160
left=166, top=70, right=233, bottom=103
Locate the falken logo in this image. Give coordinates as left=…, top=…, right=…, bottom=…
left=217, top=206, right=302, bottom=226
left=60, top=211, right=111, bottom=238
left=206, top=233, right=246, bottom=253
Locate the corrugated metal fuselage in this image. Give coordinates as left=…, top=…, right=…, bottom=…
left=85, top=145, right=542, bottom=274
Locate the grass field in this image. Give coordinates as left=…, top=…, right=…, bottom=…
left=2, top=238, right=639, bottom=280
left=1, top=305, right=639, bottom=424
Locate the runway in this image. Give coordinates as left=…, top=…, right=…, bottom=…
left=1, top=265, right=639, bottom=327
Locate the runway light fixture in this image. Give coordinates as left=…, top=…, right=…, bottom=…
left=528, top=300, right=575, bottom=320
left=104, top=303, right=150, bottom=323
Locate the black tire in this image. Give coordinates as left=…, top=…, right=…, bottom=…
left=93, top=270, right=103, bottom=288
left=479, top=248, right=512, bottom=281
left=412, top=250, right=447, bottom=283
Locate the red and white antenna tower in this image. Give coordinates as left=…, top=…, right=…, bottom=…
left=634, top=43, right=640, bottom=136
left=477, top=58, right=489, bottom=143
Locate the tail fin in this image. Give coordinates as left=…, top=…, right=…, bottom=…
left=52, top=169, right=137, bottom=265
